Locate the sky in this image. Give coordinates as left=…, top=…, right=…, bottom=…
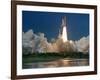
left=22, top=11, right=89, bottom=41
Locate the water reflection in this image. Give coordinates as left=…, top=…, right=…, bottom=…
left=23, top=58, right=89, bottom=69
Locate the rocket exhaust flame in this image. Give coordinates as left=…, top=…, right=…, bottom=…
left=61, top=26, right=68, bottom=42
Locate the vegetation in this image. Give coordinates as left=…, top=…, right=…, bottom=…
left=23, top=52, right=89, bottom=63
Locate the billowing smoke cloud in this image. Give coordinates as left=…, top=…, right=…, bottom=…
left=75, top=36, right=89, bottom=53
left=22, top=29, right=89, bottom=54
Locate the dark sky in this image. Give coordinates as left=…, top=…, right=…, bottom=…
left=22, top=11, right=89, bottom=41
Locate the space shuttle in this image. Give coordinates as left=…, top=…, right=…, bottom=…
left=59, top=16, right=68, bottom=42
left=59, top=16, right=67, bottom=35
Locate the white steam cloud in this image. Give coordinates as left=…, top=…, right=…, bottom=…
left=22, top=29, right=89, bottom=54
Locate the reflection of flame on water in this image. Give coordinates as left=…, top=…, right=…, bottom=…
left=61, top=26, right=68, bottom=42
left=23, top=59, right=89, bottom=68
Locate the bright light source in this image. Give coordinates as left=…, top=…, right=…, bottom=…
left=61, top=26, right=68, bottom=42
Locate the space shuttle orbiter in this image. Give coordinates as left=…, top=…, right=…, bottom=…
left=59, top=16, right=67, bottom=36
left=59, top=16, right=67, bottom=40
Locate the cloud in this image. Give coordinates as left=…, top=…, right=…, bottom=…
left=22, top=29, right=89, bottom=54
left=75, top=36, right=89, bottom=53
left=22, top=29, right=34, bottom=48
